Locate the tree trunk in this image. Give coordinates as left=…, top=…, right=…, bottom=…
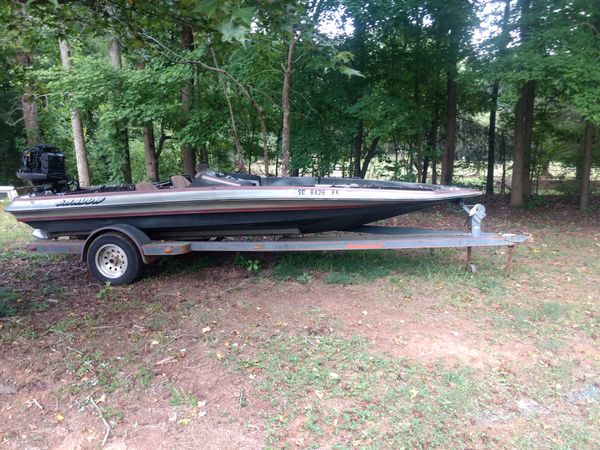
left=59, top=39, right=91, bottom=187
left=181, top=24, right=196, bottom=176
left=511, top=0, right=535, bottom=205
left=107, top=35, right=131, bottom=183
left=142, top=123, right=159, bottom=181
left=108, top=37, right=122, bottom=69
left=359, top=137, right=380, bottom=178
left=442, top=75, right=457, bottom=185
left=580, top=121, right=594, bottom=211
left=353, top=120, right=363, bottom=177
left=423, top=101, right=440, bottom=183
left=511, top=86, right=526, bottom=205
left=15, top=57, right=40, bottom=145
left=510, top=80, right=535, bottom=206
left=500, top=130, right=507, bottom=194
left=12, top=2, right=40, bottom=145
left=211, top=48, right=245, bottom=172
left=421, top=157, right=430, bottom=183
left=486, top=80, right=499, bottom=194
left=136, top=60, right=159, bottom=181
left=21, top=86, right=41, bottom=145
left=522, top=80, right=535, bottom=198
left=199, top=144, right=209, bottom=169
left=487, top=0, right=512, bottom=195
left=280, top=28, right=297, bottom=177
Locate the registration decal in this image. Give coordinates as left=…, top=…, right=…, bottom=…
left=296, top=188, right=339, bottom=196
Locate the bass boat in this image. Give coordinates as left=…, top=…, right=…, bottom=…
left=6, top=145, right=481, bottom=239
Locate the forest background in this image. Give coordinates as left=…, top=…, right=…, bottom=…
left=0, top=0, right=598, bottom=209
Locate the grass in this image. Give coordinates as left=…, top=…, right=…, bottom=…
left=229, top=331, right=599, bottom=448
left=272, top=248, right=468, bottom=283
left=0, top=199, right=33, bottom=249
left=234, top=333, right=482, bottom=448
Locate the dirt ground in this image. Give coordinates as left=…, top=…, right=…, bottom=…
left=1, top=196, right=599, bottom=449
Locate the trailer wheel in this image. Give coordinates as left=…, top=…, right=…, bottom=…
left=87, top=233, right=145, bottom=285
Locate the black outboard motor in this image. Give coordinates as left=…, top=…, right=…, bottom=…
left=16, top=144, right=71, bottom=193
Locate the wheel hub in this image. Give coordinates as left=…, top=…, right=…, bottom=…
left=95, top=244, right=129, bottom=279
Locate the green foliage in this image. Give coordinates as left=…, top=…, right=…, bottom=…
left=0, top=287, right=20, bottom=317
left=0, top=0, right=596, bottom=188
left=234, top=254, right=261, bottom=272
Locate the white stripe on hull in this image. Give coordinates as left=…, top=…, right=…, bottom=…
left=6, top=186, right=481, bottom=221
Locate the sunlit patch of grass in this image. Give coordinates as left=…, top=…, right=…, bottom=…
left=234, top=333, right=481, bottom=448
left=0, top=201, right=33, bottom=250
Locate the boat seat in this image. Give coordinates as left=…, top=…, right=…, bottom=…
left=171, top=175, right=192, bottom=188
left=193, top=171, right=258, bottom=187
left=135, top=182, right=157, bottom=191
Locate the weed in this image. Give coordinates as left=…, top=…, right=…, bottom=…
left=100, top=405, right=124, bottom=423
left=236, top=390, right=249, bottom=408
left=136, top=366, right=155, bottom=388
left=148, top=313, right=168, bottom=331
left=49, top=318, right=80, bottom=334
left=96, top=282, right=118, bottom=302
left=29, top=300, right=51, bottom=312
left=168, top=384, right=198, bottom=407
left=234, top=254, right=261, bottom=272
left=147, top=301, right=163, bottom=314
left=296, top=272, right=313, bottom=284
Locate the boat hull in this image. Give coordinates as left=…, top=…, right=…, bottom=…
left=18, top=201, right=444, bottom=238
left=6, top=179, right=481, bottom=238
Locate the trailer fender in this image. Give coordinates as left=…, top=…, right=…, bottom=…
left=82, top=224, right=155, bottom=264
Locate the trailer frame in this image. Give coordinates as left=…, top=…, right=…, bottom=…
left=25, top=203, right=528, bottom=283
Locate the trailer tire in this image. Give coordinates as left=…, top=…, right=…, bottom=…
left=87, top=233, right=145, bottom=285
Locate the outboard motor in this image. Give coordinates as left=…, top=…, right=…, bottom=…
left=16, top=144, right=72, bottom=193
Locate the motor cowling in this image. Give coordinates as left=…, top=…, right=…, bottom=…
left=16, top=144, right=66, bottom=185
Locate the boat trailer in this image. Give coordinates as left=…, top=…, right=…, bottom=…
left=26, top=203, right=528, bottom=284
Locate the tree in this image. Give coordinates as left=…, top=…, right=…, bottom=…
left=485, top=0, right=511, bottom=195
left=280, top=26, right=297, bottom=177
left=438, top=0, right=474, bottom=186
left=580, top=121, right=594, bottom=210
left=58, top=38, right=91, bottom=186
left=107, top=35, right=132, bottom=183
left=11, top=1, right=41, bottom=145
left=509, top=0, right=537, bottom=206
left=180, top=23, right=196, bottom=177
